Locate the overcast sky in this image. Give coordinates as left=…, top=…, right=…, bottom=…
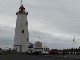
left=0, top=0, right=80, bottom=49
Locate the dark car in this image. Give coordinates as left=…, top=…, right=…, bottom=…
left=49, top=49, right=59, bottom=55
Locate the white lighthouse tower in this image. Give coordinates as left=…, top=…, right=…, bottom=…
left=14, top=1, right=29, bottom=52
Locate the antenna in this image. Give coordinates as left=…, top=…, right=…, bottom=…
left=73, top=36, right=75, bottom=42
left=21, top=0, right=22, bottom=6
left=72, top=36, right=75, bottom=49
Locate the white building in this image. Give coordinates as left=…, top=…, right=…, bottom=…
left=27, top=41, right=49, bottom=54
left=42, top=46, right=49, bottom=54
left=27, top=41, right=43, bottom=54
left=13, top=5, right=29, bottom=52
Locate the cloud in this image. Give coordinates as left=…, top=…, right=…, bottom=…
left=24, top=0, right=80, bottom=36
left=0, top=0, right=80, bottom=49
left=0, top=26, right=79, bottom=49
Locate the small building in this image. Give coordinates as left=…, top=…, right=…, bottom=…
left=27, top=41, right=43, bottom=54
left=42, top=46, right=49, bottom=54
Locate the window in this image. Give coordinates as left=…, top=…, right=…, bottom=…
left=27, top=38, right=29, bottom=41
left=28, top=44, right=33, bottom=48
left=46, top=48, right=47, bottom=51
left=26, top=22, right=28, bottom=25
left=22, top=30, right=24, bottom=33
left=44, top=48, right=46, bottom=51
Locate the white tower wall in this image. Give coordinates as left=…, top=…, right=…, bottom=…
left=14, top=5, right=29, bottom=52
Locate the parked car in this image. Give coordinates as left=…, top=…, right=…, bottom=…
left=49, top=49, right=59, bottom=55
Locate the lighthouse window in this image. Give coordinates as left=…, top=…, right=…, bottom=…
left=16, top=48, right=17, bottom=49
left=26, top=22, right=27, bottom=25
left=22, top=30, right=24, bottom=33
left=27, top=38, right=29, bottom=41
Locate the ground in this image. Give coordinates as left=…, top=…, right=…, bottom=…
left=0, top=55, right=80, bottom=60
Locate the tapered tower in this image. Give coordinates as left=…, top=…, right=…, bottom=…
left=14, top=3, right=29, bottom=52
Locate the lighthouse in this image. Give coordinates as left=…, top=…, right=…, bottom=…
left=14, top=2, right=29, bottom=52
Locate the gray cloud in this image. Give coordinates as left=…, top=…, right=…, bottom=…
left=0, top=26, right=79, bottom=49
left=0, top=0, right=80, bottom=49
